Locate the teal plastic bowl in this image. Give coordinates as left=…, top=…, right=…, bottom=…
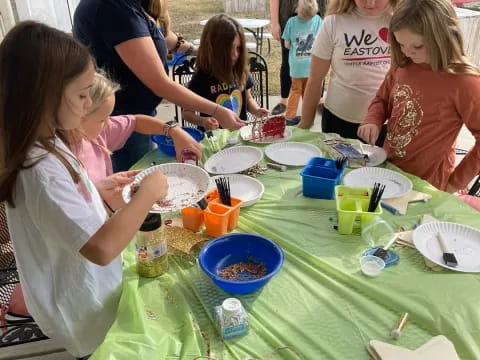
left=199, top=233, right=284, bottom=294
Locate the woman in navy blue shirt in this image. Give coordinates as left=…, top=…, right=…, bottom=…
left=74, top=0, right=244, bottom=171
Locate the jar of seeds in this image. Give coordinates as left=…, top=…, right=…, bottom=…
left=135, top=213, right=168, bottom=278
left=215, top=298, right=248, bottom=339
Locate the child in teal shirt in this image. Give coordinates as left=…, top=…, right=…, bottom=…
left=282, top=0, right=322, bottom=124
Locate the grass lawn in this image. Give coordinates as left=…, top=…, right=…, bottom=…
left=168, top=0, right=283, bottom=96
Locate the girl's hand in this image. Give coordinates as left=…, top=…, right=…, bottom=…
left=170, top=127, right=203, bottom=162
left=96, top=170, right=140, bottom=210
left=139, top=170, right=169, bottom=201
left=357, top=124, right=380, bottom=145
left=252, top=108, right=269, bottom=118
left=216, top=106, right=245, bottom=130
left=201, top=117, right=220, bottom=131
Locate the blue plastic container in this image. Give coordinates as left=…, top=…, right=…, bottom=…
left=152, top=127, right=204, bottom=157
left=301, top=161, right=344, bottom=199
left=198, top=233, right=284, bottom=294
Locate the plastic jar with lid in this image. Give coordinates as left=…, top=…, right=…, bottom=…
left=215, top=298, right=248, bottom=339
left=135, top=213, right=168, bottom=278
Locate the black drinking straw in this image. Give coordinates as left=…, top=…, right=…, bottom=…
left=226, top=177, right=231, bottom=205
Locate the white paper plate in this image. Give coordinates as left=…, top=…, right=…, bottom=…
left=240, top=125, right=292, bottom=144
left=122, top=163, right=210, bottom=213
left=264, top=142, right=322, bottom=166
left=204, top=146, right=263, bottom=174
left=413, top=222, right=480, bottom=272
left=342, top=167, right=412, bottom=199
left=208, top=174, right=264, bottom=207
left=353, top=144, right=388, bottom=167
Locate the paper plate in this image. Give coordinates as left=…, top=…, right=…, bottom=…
left=354, top=144, right=388, bottom=167
left=240, top=125, right=292, bottom=144
left=413, top=222, right=480, bottom=272
left=264, top=142, right=322, bottom=166
left=122, top=163, right=210, bottom=213
left=342, top=167, right=412, bottom=199
left=204, top=146, right=263, bottom=174
left=209, top=174, right=264, bottom=207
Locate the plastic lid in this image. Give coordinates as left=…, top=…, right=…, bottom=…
left=140, top=213, right=162, bottom=232
left=222, top=298, right=242, bottom=315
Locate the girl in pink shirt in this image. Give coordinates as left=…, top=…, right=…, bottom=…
left=73, top=71, right=202, bottom=210
left=358, top=0, right=480, bottom=192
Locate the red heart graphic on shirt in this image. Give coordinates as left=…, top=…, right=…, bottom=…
left=378, top=27, right=389, bottom=43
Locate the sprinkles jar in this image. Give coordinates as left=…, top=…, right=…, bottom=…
left=135, top=213, right=168, bottom=278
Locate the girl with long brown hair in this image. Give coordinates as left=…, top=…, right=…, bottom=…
left=0, top=21, right=167, bottom=358
left=182, top=14, right=269, bottom=130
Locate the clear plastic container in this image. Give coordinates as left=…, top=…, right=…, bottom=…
left=135, top=213, right=168, bottom=278
left=361, top=217, right=395, bottom=247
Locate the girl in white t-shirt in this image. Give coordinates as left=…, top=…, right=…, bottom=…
left=299, top=0, right=398, bottom=144
left=0, top=21, right=167, bottom=358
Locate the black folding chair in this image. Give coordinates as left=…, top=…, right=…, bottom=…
left=172, top=54, right=198, bottom=127
left=247, top=51, right=269, bottom=122
left=0, top=203, right=47, bottom=347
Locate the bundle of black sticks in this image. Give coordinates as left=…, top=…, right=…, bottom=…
left=215, top=177, right=231, bottom=206
left=368, top=182, right=385, bottom=212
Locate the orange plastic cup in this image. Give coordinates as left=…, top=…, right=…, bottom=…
left=181, top=207, right=204, bottom=232
left=204, top=203, right=230, bottom=237
left=211, top=197, right=243, bottom=230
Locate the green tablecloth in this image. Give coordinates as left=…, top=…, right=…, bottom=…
left=92, top=129, right=480, bottom=360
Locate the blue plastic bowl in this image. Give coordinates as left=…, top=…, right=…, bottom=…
left=152, top=127, right=204, bottom=157
left=198, top=233, right=284, bottom=294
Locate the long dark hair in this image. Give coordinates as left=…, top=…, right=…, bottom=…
left=196, top=14, right=248, bottom=88
left=0, top=21, right=92, bottom=207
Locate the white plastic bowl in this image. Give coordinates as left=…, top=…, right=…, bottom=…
left=360, top=255, right=385, bottom=277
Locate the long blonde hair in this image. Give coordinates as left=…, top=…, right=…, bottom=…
left=88, top=71, right=120, bottom=115
left=297, top=0, right=319, bottom=19
left=326, top=0, right=399, bottom=15
left=390, top=0, right=480, bottom=75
